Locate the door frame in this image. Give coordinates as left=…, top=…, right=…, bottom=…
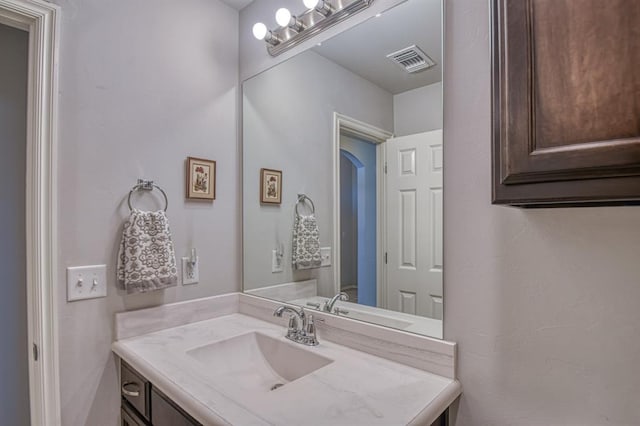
left=332, top=113, right=393, bottom=306
left=0, top=0, right=60, bottom=424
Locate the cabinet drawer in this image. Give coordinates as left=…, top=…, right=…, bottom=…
left=121, top=362, right=150, bottom=421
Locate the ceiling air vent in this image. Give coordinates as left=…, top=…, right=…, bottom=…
left=386, top=45, right=436, bottom=74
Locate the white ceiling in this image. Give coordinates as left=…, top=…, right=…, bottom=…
left=219, top=0, right=255, bottom=11
left=313, top=0, right=442, bottom=95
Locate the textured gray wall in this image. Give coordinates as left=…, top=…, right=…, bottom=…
left=51, top=0, right=239, bottom=424
left=443, top=1, right=640, bottom=424
left=0, top=23, right=30, bottom=426
left=394, top=82, right=443, bottom=136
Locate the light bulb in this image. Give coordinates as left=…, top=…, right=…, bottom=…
left=252, top=22, right=268, bottom=40
left=303, top=0, right=319, bottom=9
left=275, top=8, right=292, bottom=27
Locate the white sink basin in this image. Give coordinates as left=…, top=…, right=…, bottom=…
left=186, top=332, right=333, bottom=393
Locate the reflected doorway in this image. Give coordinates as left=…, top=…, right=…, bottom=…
left=339, top=136, right=378, bottom=307
left=333, top=113, right=393, bottom=314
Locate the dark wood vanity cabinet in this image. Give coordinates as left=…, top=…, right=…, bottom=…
left=491, top=0, right=640, bottom=206
left=120, top=361, right=201, bottom=426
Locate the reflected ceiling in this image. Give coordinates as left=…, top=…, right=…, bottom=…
left=313, top=0, right=442, bottom=94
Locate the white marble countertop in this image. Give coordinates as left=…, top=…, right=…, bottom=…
left=113, top=313, right=461, bottom=425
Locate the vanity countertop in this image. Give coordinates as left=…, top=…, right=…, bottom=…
left=113, top=313, right=461, bottom=426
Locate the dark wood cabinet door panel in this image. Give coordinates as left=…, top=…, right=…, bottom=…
left=151, top=388, right=201, bottom=426
left=492, top=0, right=640, bottom=205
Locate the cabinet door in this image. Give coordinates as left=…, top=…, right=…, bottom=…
left=121, top=402, right=146, bottom=426
left=492, top=0, right=640, bottom=206
left=151, top=388, right=201, bottom=426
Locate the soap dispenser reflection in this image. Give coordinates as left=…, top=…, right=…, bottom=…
left=182, top=248, right=199, bottom=285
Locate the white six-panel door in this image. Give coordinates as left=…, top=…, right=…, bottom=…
left=385, top=130, right=443, bottom=319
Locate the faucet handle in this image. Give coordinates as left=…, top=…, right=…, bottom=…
left=304, top=314, right=314, bottom=333
left=303, top=314, right=319, bottom=346
left=287, top=314, right=298, bottom=330
left=286, top=314, right=299, bottom=340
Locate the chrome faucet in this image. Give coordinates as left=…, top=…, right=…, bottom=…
left=273, top=305, right=319, bottom=346
left=323, top=292, right=349, bottom=312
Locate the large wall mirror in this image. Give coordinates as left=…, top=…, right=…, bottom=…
left=242, top=0, right=443, bottom=339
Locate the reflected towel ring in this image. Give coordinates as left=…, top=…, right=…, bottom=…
left=295, top=194, right=315, bottom=216
left=127, top=179, right=169, bottom=212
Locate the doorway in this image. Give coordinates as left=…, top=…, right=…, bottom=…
left=0, top=22, right=30, bottom=424
left=332, top=113, right=393, bottom=308
left=339, top=137, right=378, bottom=307
left=0, top=0, right=61, bottom=423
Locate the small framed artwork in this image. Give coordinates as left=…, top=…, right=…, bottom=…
left=186, top=157, right=216, bottom=200
left=260, top=168, right=282, bottom=204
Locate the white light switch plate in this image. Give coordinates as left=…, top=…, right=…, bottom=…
left=182, top=257, right=199, bottom=285
left=320, top=247, right=331, bottom=267
left=67, top=265, right=107, bottom=302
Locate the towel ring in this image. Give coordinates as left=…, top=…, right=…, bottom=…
left=295, top=194, right=315, bottom=216
left=127, top=179, right=169, bottom=212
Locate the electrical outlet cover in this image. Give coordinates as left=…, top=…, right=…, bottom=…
left=320, top=247, right=331, bottom=267
left=67, top=265, right=107, bottom=302
left=272, top=249, right=284, bottom=273
left=182, top=257, right=199, bottom=285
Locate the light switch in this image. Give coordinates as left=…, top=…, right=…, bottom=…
left=320, top=247, right=331, bottom=267
left=67, top=265, right=107, bottom=302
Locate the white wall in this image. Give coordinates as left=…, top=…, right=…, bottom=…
left=394, top=82, right=442, bottom=136
left=444, top=1, right=640, bottom=425
left=51, top=0, right=240, bottom=424
left=242, top=51, right=392, bottom=296
left=0, top=23, right=30, bottom=425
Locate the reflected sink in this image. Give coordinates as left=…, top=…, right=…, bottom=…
left=186, top=332, right=333, bottom=393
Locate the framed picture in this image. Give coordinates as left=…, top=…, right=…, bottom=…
left=186, top=157, right=216, bottom=200
left=260, top=168, right=282, bottom=204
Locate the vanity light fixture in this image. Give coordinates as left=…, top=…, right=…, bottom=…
left=252, top=0, right=374, bottom=57
left=275, top=8, right=306, bottom=32
left=303, top=0, right=334, bottom=17
left=252, top=22, right=282, bottom=46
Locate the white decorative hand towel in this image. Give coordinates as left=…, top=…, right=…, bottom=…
left=292, top=214, right=322, bottom=270
left=117, top=209, right=178, bottom=294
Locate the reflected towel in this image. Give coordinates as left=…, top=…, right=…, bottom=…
left=292, top=214, right=322, bottom=270
left=117, top=209, right=178, bottom=294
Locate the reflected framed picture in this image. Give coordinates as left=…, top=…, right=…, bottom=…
left=260, top=168, right=282, bottom=204
left=186, top=157, right=216, bottom=200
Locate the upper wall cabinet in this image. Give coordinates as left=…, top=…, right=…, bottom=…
left=491, top=0, right=640, bottom=206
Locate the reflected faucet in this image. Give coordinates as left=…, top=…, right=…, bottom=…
left=323, top=292, right=349, bottom=312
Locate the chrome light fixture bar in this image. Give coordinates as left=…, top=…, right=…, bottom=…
left=253, top=0, right=375, bottom=57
